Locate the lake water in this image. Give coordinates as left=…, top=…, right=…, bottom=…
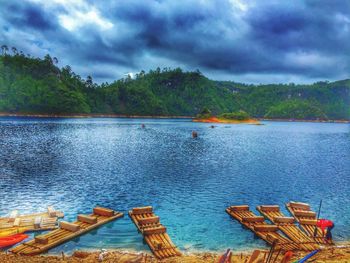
left=0, top=117, right=349, bottom=254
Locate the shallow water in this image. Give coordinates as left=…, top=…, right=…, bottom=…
left=0, top=117, right=349, bottom=254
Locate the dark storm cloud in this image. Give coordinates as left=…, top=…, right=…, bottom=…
left=0, top=0, right=349, bottom=83
left=3, top=2, right=56, bottom=31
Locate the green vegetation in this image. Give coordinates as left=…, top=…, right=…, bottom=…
left=217, top=80, right=350, bottom=120
left=218, top=110, right=250, bottom=120
left=265, top=100, right=327, bottom=119
left=196, top=107, right=212, bottom=119
left=0, top=49, right=349, bottom=120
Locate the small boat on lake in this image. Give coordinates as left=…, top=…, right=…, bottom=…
left=10, top=206, right=123, bottom=255
left=129, top=206, right=181, bottom=259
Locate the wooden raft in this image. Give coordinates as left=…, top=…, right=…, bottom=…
left=286, top=201, right=329, bottom=244
left=0, top=206, right=64, bottom=233
left=226, top=205, right=299, bottom=251
left=257, top=205, right=318, bottom=251
left=10, top=207, right=123, bottom=255
left=129, top=206, right=181, bottom=259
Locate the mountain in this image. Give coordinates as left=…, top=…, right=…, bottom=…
left=0, top=52, right=349, bottom=120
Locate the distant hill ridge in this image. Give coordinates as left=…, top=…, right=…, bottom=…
left=0, top=52, right=349, bottom=120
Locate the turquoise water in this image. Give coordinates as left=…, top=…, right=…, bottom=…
left=0, top=117, right=349, bottom=254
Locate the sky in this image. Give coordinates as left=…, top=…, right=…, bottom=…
left=0, top=0, right=350, bottom=84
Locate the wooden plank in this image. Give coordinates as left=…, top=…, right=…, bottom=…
left=13, top=218, right=21, bottom=227
left=138, top=216, right=160, bottom=226
left=289, top=201, right=310, bottom=211
left=132, top=206, right=153, bottom=215
left=93, top=207, right=114, bottom=217
left=35, top=235, right=48, bottom=245
left=8, top=210, right=18, bottom=222
left=47, top=206, right=56, bottom=217
left=253, top=225, right=278, bottom=232
left=242, top=216, right=265, bottom=223
left=228, top=205, right=249, bottom=212
left=294, top=210, right=316, bottom=217
left=60, top=221, right=80, bottom=232
left=143, top=226, right=167, bottom=235
left=259, top=205, right=280, bottom=212
left=77, top=214, right=97, bottom=224
left=274, top=217, right=295, bottom=224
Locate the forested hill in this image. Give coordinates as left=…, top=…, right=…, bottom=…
left=0, top=52, right=349, bottom=120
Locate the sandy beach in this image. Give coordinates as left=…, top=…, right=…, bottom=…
left=2, top=244, right=350, bottom=263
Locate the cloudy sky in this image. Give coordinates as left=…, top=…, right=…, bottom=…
left=1, top=0, right=349, bottom=84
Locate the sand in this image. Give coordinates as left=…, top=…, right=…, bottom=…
left=2, top=244, right=350, bottom=263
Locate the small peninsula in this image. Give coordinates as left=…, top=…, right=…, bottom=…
left=193, top=108, right=260, bottom=124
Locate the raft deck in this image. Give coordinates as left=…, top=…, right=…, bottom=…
left=257, top=205, right=318, bottom=251
left=0, top=206, right=64, bottom=233
left=129, top=206, right=181, bottom=259
left=226, top=205, right=299, bottom=251
left=10, top=207, right=123, bottom=255
left=286, top=201, right=329, bottom=244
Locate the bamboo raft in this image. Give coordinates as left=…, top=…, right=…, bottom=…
left=256, top=205, right=318, bottom=251
left=10, top=207, right=123, bottom=255
left=226, top=205, right=299, bottom=251
left=0, top=206, right=64, bottom=234
left=286, top=201, right=329, bottom=244
left=129, top=206, right=181, bottom=259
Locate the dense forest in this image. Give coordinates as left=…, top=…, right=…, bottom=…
left=0, top=49, right=349, bottom=120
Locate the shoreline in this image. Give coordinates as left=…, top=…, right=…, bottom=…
left=0, top=112, right=348, bottom=123
left=258, top=118, right=350, bottom=123
left=193, top=117, right=260, bottom=124
left=2, top=243, right=350, bottom=262
left=0, top=112, right=193, bottom=119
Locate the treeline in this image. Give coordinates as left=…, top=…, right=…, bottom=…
left=216, top=80, right=350, bottom=120
left=0, top=49, right=349, bottom=120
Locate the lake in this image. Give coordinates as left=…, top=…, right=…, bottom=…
left=0, top=117, right=349, bottom=254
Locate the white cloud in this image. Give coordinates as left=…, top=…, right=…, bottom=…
left=58, top=8, right=113, bottom=31
left=28, top=0, right=113, bottom=31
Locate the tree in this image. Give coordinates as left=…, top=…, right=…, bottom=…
left=53, top=57, right=58, bottom=64
left=200, top=107, right=211, bottom=115
left=44, top=54, right=53, bottom=65
left=11, top=47, right=18, bottom=55
left=1, top=45, right=8, bottom=55
left=86, top=75, right=93, bottom=87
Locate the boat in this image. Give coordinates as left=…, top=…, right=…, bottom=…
left=0, top=206, right=64, bottom=233
left=257, top=205, right=318, bottom=251
left=129, top=206, right=181, bottom=259
left=0, top=234, right=28, bottom=248
left=0, top=228, right=27, bottom=238
left=226, top=205, right=299, bottom=251
left=286, top=201, right=330, bottom=244
left=10, top=206, right=123, bottom=255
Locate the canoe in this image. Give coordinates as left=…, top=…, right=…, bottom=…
left=0, top=228, right=27, bottom=237
left=0, top=234, right=28, bottom=248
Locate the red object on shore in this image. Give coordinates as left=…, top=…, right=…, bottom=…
left=0, top=234, right=28, bottom=248
left=317, top=219, right=333, bottom=231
